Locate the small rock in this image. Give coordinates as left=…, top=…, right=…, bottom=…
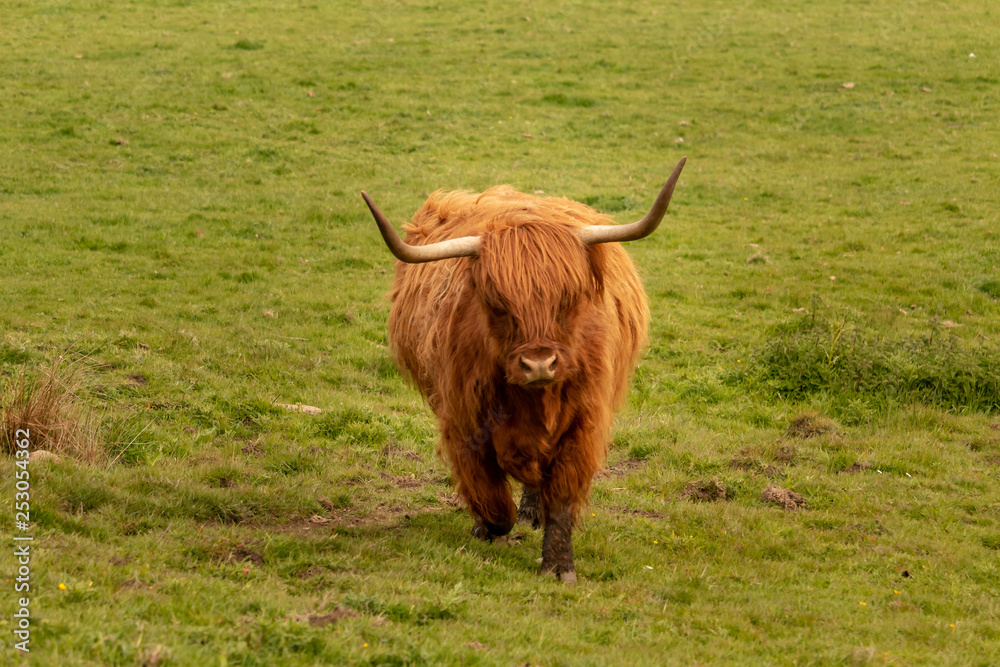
left=277, top=403, right=322, bottom=415
left=32, top=450, right=62, bottom=464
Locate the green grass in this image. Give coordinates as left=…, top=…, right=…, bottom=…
left=1, top=0, right=999, bottom=664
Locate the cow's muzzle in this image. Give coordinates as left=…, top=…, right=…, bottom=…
left=509, top=346, right=562, bottom=386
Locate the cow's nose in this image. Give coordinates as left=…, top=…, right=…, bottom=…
left=520, top=352, right=558, bottom=383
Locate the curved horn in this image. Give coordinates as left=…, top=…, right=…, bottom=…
left=578, top=157, right=687, bottom=245
left=361, top=191, right=481, bottom=264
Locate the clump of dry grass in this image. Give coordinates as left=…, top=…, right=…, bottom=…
left=0, top=357, right=136, bottom=464
left=786, top=411, right=839, bottom=439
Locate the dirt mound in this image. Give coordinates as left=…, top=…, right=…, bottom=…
left=682, top=478, right=728, bottom=502
left=786, top=412, right=838, bottom=439
left=226, top=546, right=265, bottom=566
left=761, top=485, right=807, bottom=510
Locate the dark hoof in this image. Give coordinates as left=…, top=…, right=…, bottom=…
left=471, top=520, right=492, bottom=541
left=472, top=518, right=513, bottom=542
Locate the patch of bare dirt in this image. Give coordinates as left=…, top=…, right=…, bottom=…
left=786, top=412, right=839, bottom=439
left=290, top=607, right=358, bottom=627
left=604, top=506, right=665, bottom=519
left=966, top=437, right=999, bottom=452
left=262, top=516, right=338, bottom=537
left=847, top=519, right=888, bottom=536
left=681, top=478, right=728, bottom=502
left=773, top=443, right=797, bottom=464
left=295, top=566, right=328, bottom=579
left=267, top=492, right=463, bottom=535
left=761, top=485, right=807, bottom=510
left=226, top=546, right=264, bottom=566
left=729, top=451, right=784, bottom=478
left=382, top=442, right=423, bottom=462
left=238, top=438, right=264, bottom=456
left=596, top=458, right=645, bottom=479
left=380, top=471, right=430, bottom=489
left=118, top=579, right=153, bottom=591
left=126, top=373, right=148, bottom=386
left=317, top=496, right=338, bottom=513
left=332, top=497, right=457, bottom=529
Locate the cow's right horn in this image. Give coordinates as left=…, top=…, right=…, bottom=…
left=362, top=191, right=481, bottom=264
left=578, top=157, right=686, bottom=246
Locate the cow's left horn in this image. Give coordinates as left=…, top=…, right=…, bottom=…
left=578, top=157, right=686, bottom=245
left=362, top=191, right=482, bottom=264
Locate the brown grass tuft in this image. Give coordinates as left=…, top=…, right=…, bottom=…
left=1, top=357, right=143, bottom=465
left=761, top=485, right=807, bottom=510
left=786, top=411, right=839, bottom=439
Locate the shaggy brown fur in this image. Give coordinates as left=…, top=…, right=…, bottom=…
left=387, top=186, right=649, bottom=580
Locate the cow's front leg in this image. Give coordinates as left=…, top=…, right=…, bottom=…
left=517, top=485, right=541, bottom=529
left=540, top=501, right=576, bottom=584
left=537, top=420, right=603, bottom=585
left=468, top=465, right=516, bottom=541
left=443, top=429, right=516, bottom=541
left=539, top=469, right=583, bottom=584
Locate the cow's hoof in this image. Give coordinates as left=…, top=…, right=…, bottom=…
left=471, top=520, right=493, bottom=542
left=472, top=518, right=513, bottom=542
left=558, top=569, right=577, bottom=585
left=541, top=564, right=577, bottom=585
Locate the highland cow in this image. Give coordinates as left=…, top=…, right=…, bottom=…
left=361, top=158, right=686, bottom=583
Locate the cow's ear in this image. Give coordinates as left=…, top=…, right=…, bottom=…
left=586, top=244, right=607, bottom=296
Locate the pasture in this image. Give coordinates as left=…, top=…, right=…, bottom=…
left=1, top=0, right=999, bottom=664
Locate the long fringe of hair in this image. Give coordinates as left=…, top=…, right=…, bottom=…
left=388, top=186, right=649, bottom=519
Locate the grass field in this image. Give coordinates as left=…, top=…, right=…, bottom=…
left=1, top=0, right=999, bottom=664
